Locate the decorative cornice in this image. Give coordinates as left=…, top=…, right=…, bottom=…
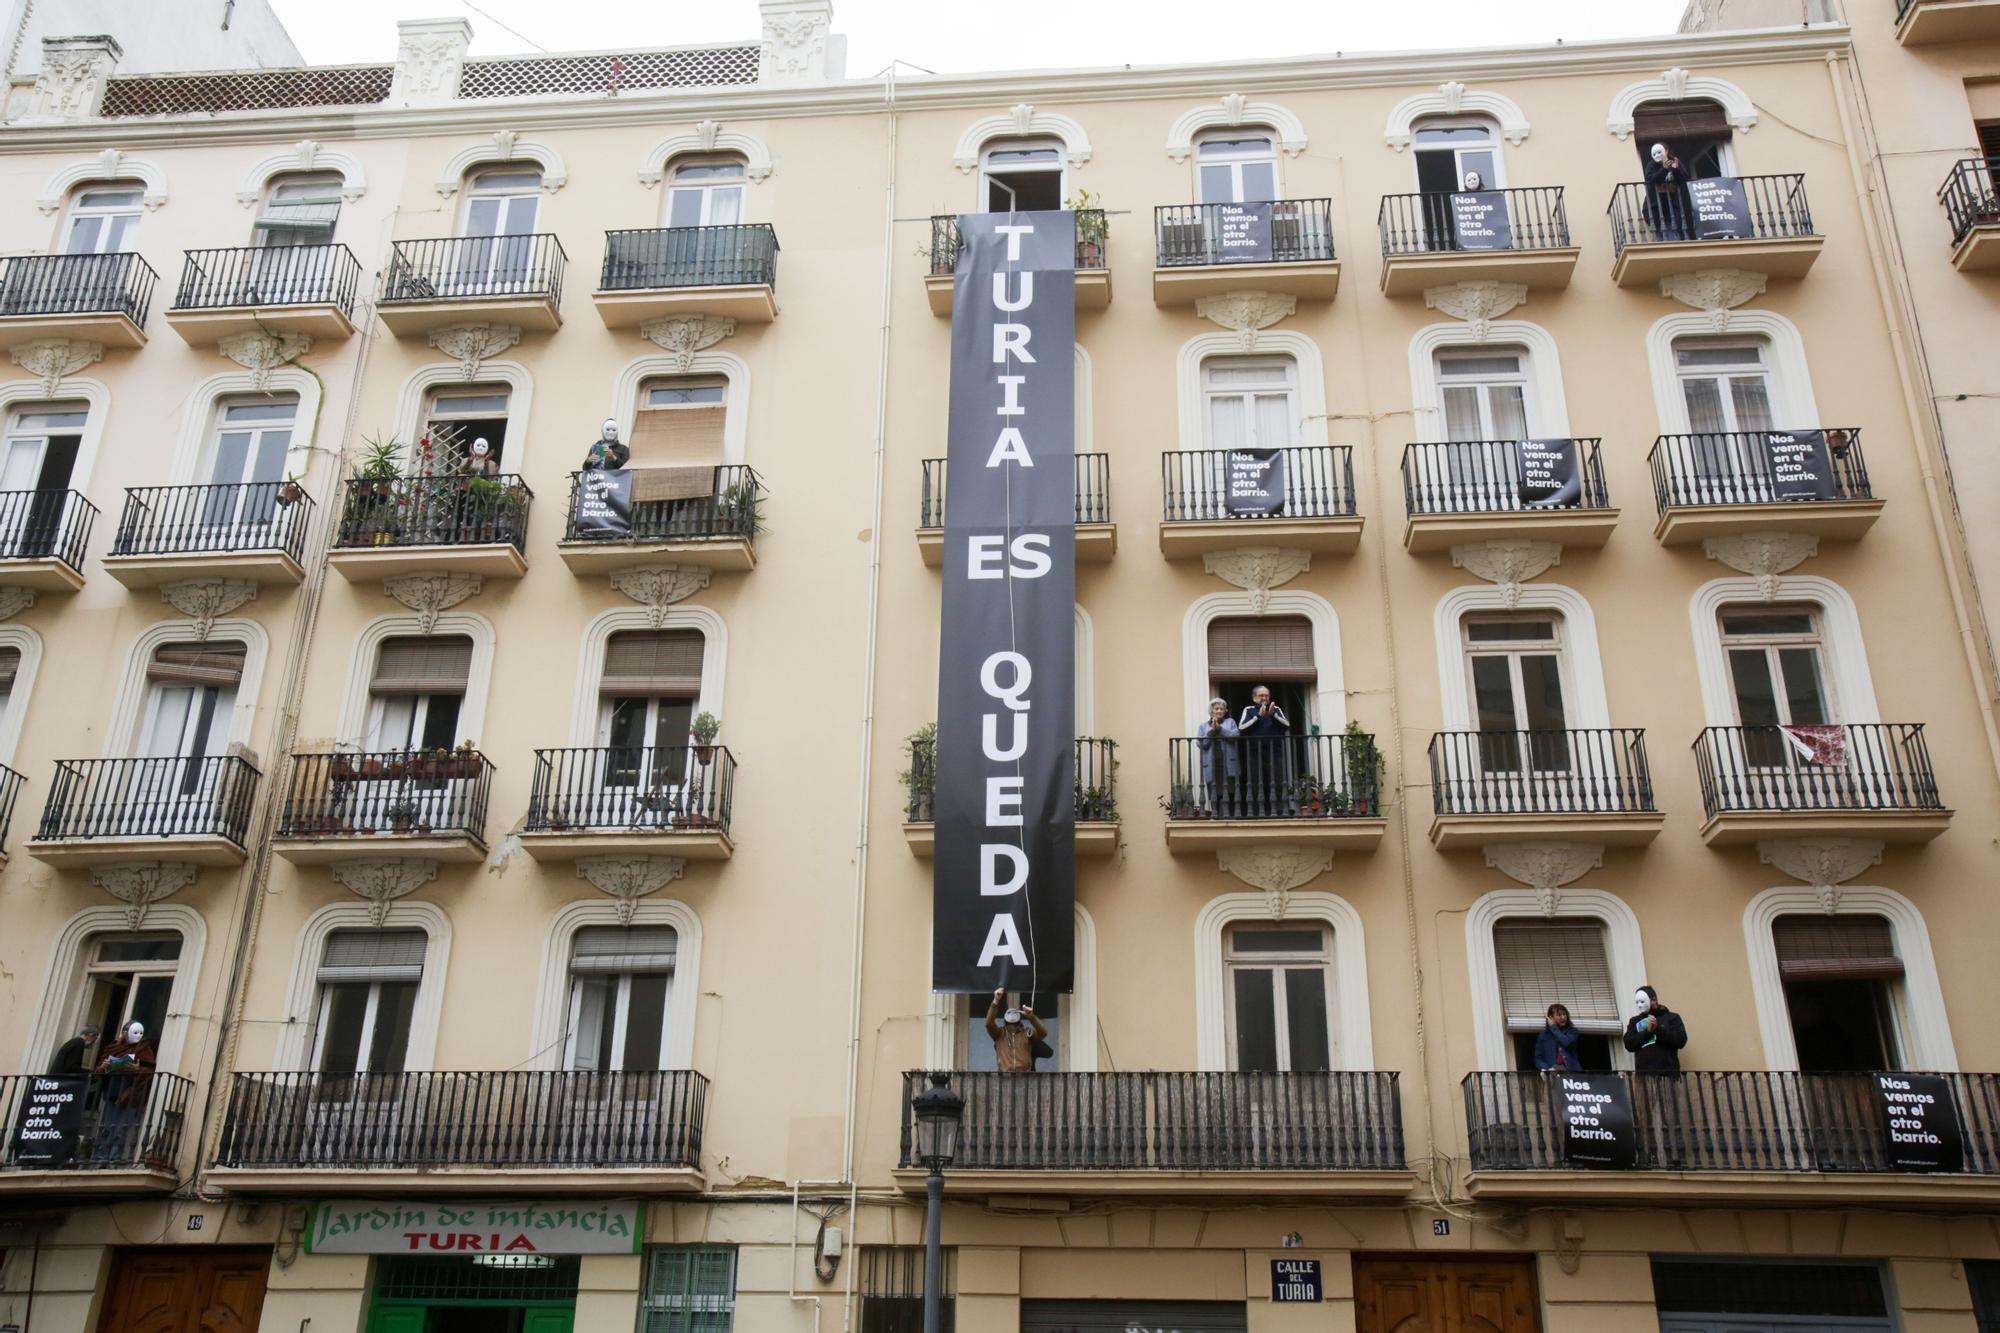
left=36, top=148, right=165, bottom=213
left=638, top=122, right=774, bottom=184
left=1423, top=281, right=1527, bottom=341
left=1193, top=291, right=1296, bottom=352
left=1165, top=93, right=1308, bottom=162
left=331, top=858, right=440, bottom=925
left=1201, top=547, right=1311, bottom=615
left=952, top=104, right=1092, bottom=172
left=159, top=579, right=258, bottom=640
left=759, top=0, right=834, bottom=83
left=382, top=572, right=482, bottom=632
left=236, top=139, right=367, bottom=206
left=0, top=588, right=35, bottom=621
left=577, top=856, right=686, bottom=924
left=434, top=129, right=567, bottom=196
left=1384, top=81, right=1530, bottom=150
left=10, top=338, right=102, bottom=395
left=1451, top=539, right=1561, bottom=609
left=427, top=323, right=521, bottom=380
left=1758, top=837, right=1883, bottom=913
left=92, top=862, right=198, bottom=929
left=218, top=329, right=312, bottom=390
left=1485, top=841, right=1604, bottom=918
left=1702, top=532, right=1818, bottom=600
left=1608, top=67, right=1758, bottom=140
left=1216, top=844, right=1333, bottom=919
left=1659, top=268, right=1768, bottom=331
left=639, top=315, right=737, bottom=371
left=608, top=565, right=713, bottom=627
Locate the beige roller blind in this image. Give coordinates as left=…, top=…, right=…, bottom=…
left=601, top=630, right=704, bottom=697
left=371, top=635, right=473, bottom=696
left=1494, top=921, right=1620, bottom=1033
left=317, top=928, right=427, bottom=983
left=570, top=925, right=678, bottom=974
left=1632, top=100, right=1733, bottom=144
left=1773, top=915, right=1904, bottom=981
left=147, top=641, right=247, bottom=686
left=629, top=378, right=727, bottom=468
left=1208, top=616, right=1315, bottom=682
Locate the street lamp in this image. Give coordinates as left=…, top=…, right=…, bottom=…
left=910, top=1072, right=964, bottom=1333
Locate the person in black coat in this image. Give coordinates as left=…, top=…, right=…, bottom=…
left=1237, top=686, right=1293, bottom=815
left=47, top=1025, right=99, bottom=1076
left=581, top=418, right=630, bottom=471
left=1642, top=143, right=1690, bottom=240
left=1623, top=985, right=1688, bottom=1073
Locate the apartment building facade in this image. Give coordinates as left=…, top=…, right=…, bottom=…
left=0, top=2, right=1995, bottom=1331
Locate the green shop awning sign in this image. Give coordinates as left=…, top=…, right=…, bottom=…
left=306, top=1199, right=644, bottom=1255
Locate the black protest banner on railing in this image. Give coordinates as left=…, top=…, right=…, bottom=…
left=1225, top=449, right=1288, bottom=516
left=934, top=211, right=1077, bottom=994
left=1875, top=1072, right=1964, bottom=1172
left=1688, top=176, right=1753, bottom=239
left=574, top=469, right=633, bottom=537
left=12, top=1075, right=86, bottom=1167
left=1550, top=1072, right=1637, bottom=1168
left=1518, top=438, right=1581, bottom=509
left=1766, top=430, right=1835, bottom=501
left=1450, top=191, right=1513, bottom=250
left=1215, top=201, right=1274, bottom=261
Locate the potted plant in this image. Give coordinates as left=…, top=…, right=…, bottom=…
left=1066, top=188, right=1110, bottom=269
left=1291, top=772, right=1326, bottom=817
left=277, top=471, right=305, bottom=506
left=1158, top=783, right=1205, bottom=820
left=444, top=739, right=483, bottom=780
left=1075, top=785, right=1119, bottom=823
left=719, top=481, right=765, bottom=538
left=690, top=712, right=720, bottom=766
left=900, top=722, right=937, bottom=821
left=1344, top=720, right=1385, bottom=817
left=352, top=431, right=405, bottom=545
left=385, top=799, right=421, bottom=832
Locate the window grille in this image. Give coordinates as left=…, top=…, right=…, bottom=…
left=458, top=48, right=758, bottom=99
left=101, top=67, right=393, bottom=117
left=641, top=1246, right=737, bottom=1333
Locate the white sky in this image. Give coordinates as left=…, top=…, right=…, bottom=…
left=271, top=0, right=1693, bottom=74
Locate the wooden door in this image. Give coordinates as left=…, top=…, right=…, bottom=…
left=1356, top=1256, right=1539, bottom=1333
left=98, top=1248, right=270, bottom=1333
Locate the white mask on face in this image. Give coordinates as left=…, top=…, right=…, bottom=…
left=1002, top=1008, right=1022, bottom=1027
left=1632, top=990, right=1651, bottom=1015
left=600, top=418, right=619, bottom=441
left=470, top=438, right=490, bottom=457
left=1650, top=143, right=1669, bottom=163
left=125, top=1022, right=145, bottom=1044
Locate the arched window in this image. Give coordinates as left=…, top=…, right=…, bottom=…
left=1200, top=356, right=1297, bottom=452
left=62, top=182, right=144, bottom=255
left=564, top=925, right=680, bottom=1072
left=456, top=165, right=543, bottom=291
left=1412, top=117, right=1505, bottom=193
left=1437, top=347, right=1534, bottom=442
left=664, top=158, right=746, bottom=228
left=1715, top=603, right=1835, bottom=770
left=1194, top=129, right=1279, bottom=205
left=1223, top=920, right=1335, bottom=1072
left=309, top=928, right=427, bottom=1080
left=979, top=138, right=1065, bottom=212
left=421, top=384, right=512, bottom=473
left=254, top=172, right=343, bottom=248
left=0, top=403, right=86, bottom=549
left=1631, top=98, right=1736, bottom=178
left=1771, top=913, right=1906, bottom=1072
left=365, top=635, right=474, bottom=751
left=1492, top=917, right=1620, bottom=1072
left=1462, top=612, right=1572, bottom=777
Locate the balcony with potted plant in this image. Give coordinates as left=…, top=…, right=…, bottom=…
left=328, top=432, right=534, bottom=580
left=519, top=713, right=736, bottom=860
left=922, top=201, right=1111, bottom=316
left=270, top=742, right=496, bottom=864
left=557, top=464, right=763, bottom=575
left=1162, top=723, right=1387, bottom=853
left=916, top=455, right=1114, bottom=564
left=899, top=728, right=1120, bottom=856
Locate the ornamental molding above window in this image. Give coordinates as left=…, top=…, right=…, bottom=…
left=1165, top=93, right=1308, bottom=162
left=1383, top=82, right=1529, bottom=150
left=435, top=129, right=567, bottom=197
left=1607, top=67, right=1758, bottom=140
left=38, top=148, right=167, bottom=214
left=638, top=122, right=774, bottom=186
left=236, top=140, right=368, bottom=207
left=952, top=104, right=1092, bottom=172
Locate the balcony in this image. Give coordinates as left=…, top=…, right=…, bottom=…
left=901, top=736, right=1119, bottom=857
left=0, top=1071, right=193, bottom=1192
left=1693, top=723, right=1951, bottom=845
left=1649, top=428, right=1880, bottom=544
left=328, top=473, right=533, bottom=580
left=1152, top=200, right=1339, bottom=306
left=894, top=1071, right=1409, bottom=1196
left=0, top=763, right=24, bottom=870
left=1163, top=732, right=1386, bottom=853
left=519, top=745, right=736, bottom=860
left=1607, top=176, right=1822, bottom=287
left=212, top=1069, right=708, bottom=1194
left=917, top=455, right=1114, bottom=564
left=557, top=464, right=763, bottom=574
left=923, top=213, right=1110, bottom=315
left=0, top=252, right=156, bottom=347
left=271, top=749, right=495, bottom=864
left=164, top=244, right=361, bottom=341
left=1939, top=159, right=2000, bottom=272
left=594, top=224, right=779, bottom=326
left=1159, top=445, right=1361, bottom=557
left=28, top=755, right=259, bottom=868
left=102, top=482, right=312, bottom=587
left=1464, top=1071, right=2000, bottom=1206
left=377, top=234, right=566, bottom=335
left=1897, top=0, right=2000, bottom=44
left=1427, top=729, right=1663, bottom=849
left=1401, top=439, right=1616, bottom=552
left=0, top=490, right=95, bottom=591
left=1377, top=187, right=1580, bottom=295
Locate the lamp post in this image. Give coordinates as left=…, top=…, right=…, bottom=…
left=910, top=1072, right=964, bottom=1333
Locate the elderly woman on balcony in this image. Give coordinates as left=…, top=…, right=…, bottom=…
left=1196, top=698, right=1240, bottom=815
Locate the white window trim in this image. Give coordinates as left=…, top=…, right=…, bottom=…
left=569, top=606, right=727, bottom=745
left=1607, top=70, right=1758, bottom=140
left=0, top=624, right=42, bottom=767
left=1465, top=888, right=1648, bottom=1072
left=1165, top=96, right=1309, bottom=162
left=434, top=134, right=567, bottom=198
left=275, top=901, right=451, bottom=1072
left=394, top=360, right=533, bottom=473
left=103, top=618, right=269, bottom=758
left=1647, top=311, right=1819, bottom=435
left=1406, top=118, right=1509, bottom=190
left=335, top=614, right=496, bottom=748
left=37, top=154, right=168, bottom=215
left=926, top=903, right=1097, bottom=1072
left=1183, top=589, right=1347, bottom=732
left=1177, top=330, right=1328, bottom=453
left=639, top=126, right=775, bottom=186
left=1384, top=86, right=1530, bottom=150
left=977, top=137, right=1068, bottom=209
left=0, top=377, right=110, bottom=496
left=169, top=368, right=323, bottom=486
left=1743, top=886, right=1956, bottom=1071
left=23, top=904, right=207, bottom=1075
left=952, top=110, right=1092, bottom=173
left=612, top=350, right=749, bottom=468
left=529, top=897, right=703, bottom=1071
left=1409, top=321, right=1572, bottom=443
left=1195, top=892, right=1372, bottom=1071
left=1434, top=585, right=1608, bottom=731
left=235, top=143, right=367, bottom=208
left=1074, top=604, right=1095, bottom=735
left=1688, top=576, right=1879, bottom=726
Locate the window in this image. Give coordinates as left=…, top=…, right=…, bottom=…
left=597, top=630, right=704, bottom=807
left=1207, top=614, right=1314, bottom=730
left=630, top=376, right=727, bottom=481
left=1494, top=920, right=1618, bottom=1072
left=1631, top=99, right=1734, bottom=178
left=1719, top=605, right=1832, bottom=767
left=63, top=185, right=143, bottom=255
left=456, top=166, right=542, bottom=291
left=1463, top=616, right=1569, bottom=773
left=1224, top=923, right=1333, bottom=1072
left=421, top=386, right=511, bottom=474
left=1774, top=915, right=1904, bottom=1072
left=979, top=138, right=1064, bottom=212
left=1970, top=1259, right=2000, bottom=1333
left=1651, top=1260, right=1888, bottom=1323
left=565, top=926, right=678, bottom=1073
left=665, top=159, right=746, bottom=228
left=255, top=173, right=342, bottom=247
left=860, top=1248, right=954, bottom=1333
left=76, top=934, right=182, bottom=1060
left=139, top=641, right=244, bottom=762
left=1438, top=350, right=1532, bottom=443
left=1676, top=341, right=1775, bottom=436
left=201, top=396, right=296, bottom=536
left=1195, top=131, right=1279, bottom=205
left=962, top=990, right=1061, bottom=1071
left=0, top=644, right=20, bottom=732
left=1412, top=119, right=1504, bottom=193
left=1202, top=357, right=1297, bottom=453
left=310, top=928, right=424, bottom=1079
left=366, top=636, right=472, bottom=751
left=641, top=1245, right=736, bottom=1333
left=0, top=403, right=83, bottom=558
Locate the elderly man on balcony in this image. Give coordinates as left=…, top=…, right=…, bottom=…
left=986, top=989, right=1050, bottom=1074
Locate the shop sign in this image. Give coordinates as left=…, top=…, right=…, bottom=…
left=305, top=1199, right=644, bottom=1255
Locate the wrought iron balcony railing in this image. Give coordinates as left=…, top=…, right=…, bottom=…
left=1609, top=174, right=1815, bottom=255
left=903, top=736, right=1117, bottom=824
left=216, top=1070, right=708, bottom=1169
left=112, top=482, right=314, bottom=562
left=1429, top=729, right=1656, bottom=817
left=600, top=224, right=778, bottom=291
left=277, top=749, right=495, bottom=841
left=919, top=454, right=1110, bottom=528
left=1155, top=200, right=1335, bottom=267
left=0, top=1071, right=193, bottom=1172
left=334, top=473, right=532, bottom=553
left=1166, top=732, right=1383, bottom=821
left=0, top=489, right=96, bottom=573
left=524, top=745, right=736, bottom=836
left=1379, top=186, right=1572, bottom=256
left=0, top=251, right=157, bottom=323
left=381, top=234, right=567, bottom=305
left=171, top=244, right=362, bottom=315
left=898, top=1071, right=1404, bottom=1172
left=1161, top=446, right=1355, bottom=523
left=36, top=755, right=260, bottom=846
left=1939, top=158, right=2000, bottom=245
left=562, top=464, right=763, bottom=544
left=1402, top=439, right=1609, bottom=515
left=926, top=212, right=1109, bottom=276
left=0, top=762, right=24, bottom=854
left=1693, top=724, right=1945, bottom=817
left=1465, top=1070, right=2000, bottom=1174
left=1649, top=428, right=1870, bottom=511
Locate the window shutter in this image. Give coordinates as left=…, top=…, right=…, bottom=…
left=0, top=646, right=22, bottom=691
left=601, top=630, right=705, bottom=697
left=1494, top=921, right=1620, bottom=1033
left=570, top=925, right=678, bottom=975
left=629, top=405, right=726, bottom=468
left=255, top=201, right=341, bottom=231
left=1632, top=100, right=1733, bottom=144
left=1980, top=121, right=2000, bottom=160
left=371, top=636, right=474, bottom=695
left=147, top=641, right=247, bottom=686
left=317, top=928, right=427, bottom=983
left=1207, top=616, right=1315, bottom=682
left=1773, top=915, right=1905, bottom=981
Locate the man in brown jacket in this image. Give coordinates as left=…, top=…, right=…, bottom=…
left=985, top=988, right=1047, bottom=1074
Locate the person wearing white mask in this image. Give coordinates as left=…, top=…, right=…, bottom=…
left=582, top=417, right=630, bottom=471
left=1643, top=142, right=1689, bottom=240
left=1622, top=985, right=1687, bottom=1073
left=93, top=1020, right=157, bottom=1161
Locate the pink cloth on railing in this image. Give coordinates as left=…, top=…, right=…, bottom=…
left=1782, top=724, right=1848, bottom=766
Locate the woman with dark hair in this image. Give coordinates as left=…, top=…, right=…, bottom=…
left=1534, top=1003, right=1583, bottom=1073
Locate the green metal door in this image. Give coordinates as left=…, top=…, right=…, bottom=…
left=522, top=1311, right=574, bottom=1333
left=363, top=1305, right=428, bottom=1333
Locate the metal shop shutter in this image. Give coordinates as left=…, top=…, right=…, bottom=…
left=1020, top=1301, right=1248, bottom=1333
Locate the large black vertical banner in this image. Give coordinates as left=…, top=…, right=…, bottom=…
left=933, top=212, right=1077, bottom=994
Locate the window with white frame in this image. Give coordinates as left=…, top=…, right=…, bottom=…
left=1773, top=914, right=1906, bottom=1072
left=1413, top=118, right=1505, bottom=193
left=454, top=166, right=542, bottom=293
left=665, top=158, right=746, bottom=228
left=138, top=641, right=244, bottom=762
left=1195, top=130, right=1279, bottom=204
left=255, top=172, right=342, bottom=248
left=1718, top=605, right=1834, bottom=768
left=1676, top=340, right=1776, bottom=436
left=73, top=933, right=183, bottom=1064
left=565, top=926, right=678, bottom=1074
left=1462, top=615, right=1571, bottom=775
left=0, top=404, right=84, bottom=556
left=1493, top=919, right=1619, bottom=1072
left=1631, top=99, right=1735, bottom=179
left=641, top=1246, right=736, bottom=1333
left=366, top=635, right=472, bottom=751
left=630, top=376, right=727, bottom=475
left=1207, top=614, right=1315, bottom=735
left=201, top=396, right=296, bottom=537
left=420, top=386, right=510, bottom=475
left=310, top=928, right=424, bottom=1080
left=63, top=184, right=143, bottom=255
left=595, top=630, right=704, bottom=811
left=1223, top=921, right=1334, bottom=1072
left=1438, top=349, right=1533, bottom=442
left=0, top=644, right=21, bottom=733
left=979, top=138, right=1064, bottom=212
left=1202, top=357, right=1297, bottom=454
